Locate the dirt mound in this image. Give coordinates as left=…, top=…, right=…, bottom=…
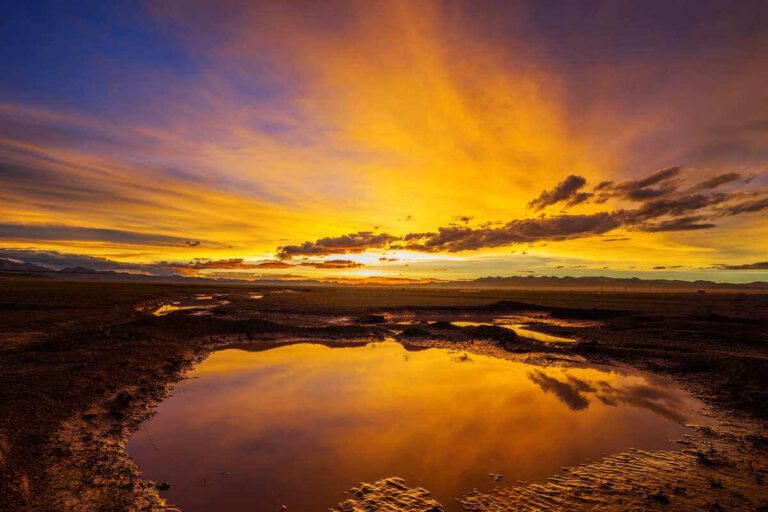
left=400, top=326, right=432, bottom=337
left=429, top=320, right=458, bottom=329
left=352, top=314, right=388, bottom=324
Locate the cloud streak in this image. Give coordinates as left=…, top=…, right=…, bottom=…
left=277, top=232, right=398, bottom=259
left=0, top=223, right=203, bottom=247
left=276, top=168, right=768, bottom=255
left=712, top=261, right=768, bottom=270
left=299, top=259, right=364, bottom=269
left=594, top=167, right=683, bottom=203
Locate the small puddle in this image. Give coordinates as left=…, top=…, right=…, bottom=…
left=453, top=320, right=576, bottom=343
left=152, top=298, right=230, bottom=317
left=152, top=303, right=210, bottom=316
left=128, top=341, right=707, bottom=511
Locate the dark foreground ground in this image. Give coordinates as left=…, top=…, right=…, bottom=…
left=0, top=277, right=767, bottom=511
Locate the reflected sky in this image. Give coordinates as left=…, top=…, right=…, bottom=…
left=452, top=319, right=576, bottom=343
left=128, top=341, right=707, bottom=511
left=152, top=297, right=230, bottom=316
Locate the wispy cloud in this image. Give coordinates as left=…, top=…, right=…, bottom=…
left=640, top=216, right=716, bottom=232
left=0, top=223, right=204, bottom=247
left=594, top=167, right=683, bottom=203
left=299, top=259, right=364, bottom=269
left=712, top=261, right=768, bottom=270
left=690, top=172, right=744, bottom=191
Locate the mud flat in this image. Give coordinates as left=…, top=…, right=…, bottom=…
left=0, top=278, right=766, bottom=511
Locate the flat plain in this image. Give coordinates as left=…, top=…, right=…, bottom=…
left=1, top=277, right=767, bottom=511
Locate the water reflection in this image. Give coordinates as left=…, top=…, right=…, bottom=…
left=128, top=341, right=706, bottom=512
left=526, top=370, right=690, bottom=422
left=452, top=320, right=576, bottom=343
left=152, top=303, right=210, bottom=316
left=152, top=298, right=230, bottom=316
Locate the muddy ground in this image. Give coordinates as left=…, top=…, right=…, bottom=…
left=0, top=277, right=767, bottom=511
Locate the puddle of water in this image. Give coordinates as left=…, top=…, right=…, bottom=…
left=507, top=325, right=575, bottom=343
left=128, top=341, right=707, bottom=512
left=152, top=304, right=210, bottom=316
left=249, top=293, right=264, bottom=300
left=452, top=320, right=576, bottom=343
left=152, top=299, right=230, bottom=317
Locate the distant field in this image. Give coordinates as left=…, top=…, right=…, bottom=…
left=2, top=276, right=767, bottom=322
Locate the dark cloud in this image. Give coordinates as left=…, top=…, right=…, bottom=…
left=299, top=259, right=364, bottom=269
left=378, top=257, right=399, bottom=262
left=639, top=216, right=717, bottom=232
left=594, top=166, right=683, bottom=203
left=626, top=167, right=683, bottom=189
left=253, top=260, right=294, bottom=269
left=398, top=184, right=751, bottom=249
left=717, top=197, right=768, bottom=216
left=0, top=223, right=201, bottom=247
left=568, top=192, right=593, bottom=206
left=400, top=212, right=623, bottom=252
left=629, top=193, right=731, bottom=222
left=275, top=169, right=768, bottom=256
left=167, top=258, right=364, bottom=271
left=712, top=261, right=768, bottom=270
left=529, top=369, right=687, bottom=422
left=602, top=237, right=630, bottom=242
left=277, top=231, right=398, bottom=259
left=690, top=172, right=743, bottom=191
left=528, top=175, right=590, bottom=210
left=169, top=258, right=263, bottom=270
left=528, top=371, right=593, bottom=411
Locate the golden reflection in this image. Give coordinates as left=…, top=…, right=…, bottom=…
left=128, top=341, right=706, bottom=512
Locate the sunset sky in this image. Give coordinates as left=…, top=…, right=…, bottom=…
left=1, top=1, right=767, bottom=283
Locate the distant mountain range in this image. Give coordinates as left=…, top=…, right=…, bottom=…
left=0, top=258, right=51, bottom=273
left=1, top=258, right=767, bottom=290
left=432, top=275, right=768, bottom=290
